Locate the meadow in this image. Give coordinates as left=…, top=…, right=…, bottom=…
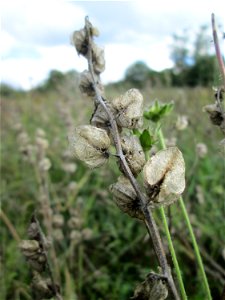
left=1, top=78, right=225, bottom=299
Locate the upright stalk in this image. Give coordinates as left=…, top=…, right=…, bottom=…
left=84, top=17, right=180, bottom=299
left=158, top=128, right=212, bottom=300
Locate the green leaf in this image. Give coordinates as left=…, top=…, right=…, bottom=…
left=144, top=101, right=174, bottom=123
left=139, top=129, right=153, bottom=152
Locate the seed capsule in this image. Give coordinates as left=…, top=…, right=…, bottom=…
left=120, top=135, right=145, bottom=176
left=110, top=176, right=144, bottom=220
left=111, top=89, right=144, bottom=129
left=79, top=70, right=104, bottom=97
left=71, top=28, right=88, bottom=56
left=143, top=147, right=185, bottom=207
left=69, top=125, right=111, bottom=168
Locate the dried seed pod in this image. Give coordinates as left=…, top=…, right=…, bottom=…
left=52, top=214, right=64, bottom=228
left=71, top=28, right=88, bottom=56
left=132, top=272, right=168, bottom=300
left=143, top=147, right=185, bottom=207
left=38, top=158, right=51, bottom=172
left=31, top=272, right=56, bottom=299
left=120, top=135, right=145, bottom=176
left=91, top=101, right=114, bottom=132
left=92, top=43, right=105, bottom=74
left=176, top=115, right=188, bottom=130
left=203, top=103, right=224, bottom=126
left=69, top=125, right=111, bottom=168
left=111, top=89, right=144, bottom=129
left=196, top=143, right=208, bottom=158
left=79, top=70, right=104, bottom=97
left=110, top=176, right=144, bottom=220
left=19, top=240, right=40, bottom=255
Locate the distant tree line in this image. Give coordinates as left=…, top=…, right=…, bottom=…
left=1, top=25, right=222, bottom=97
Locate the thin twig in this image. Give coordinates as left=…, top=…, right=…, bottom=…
left=32, top=214, right=63, bottom=300
left=84, top=16, right=180, bottom=300
left=211, top=13, right=225, bottom=88
left=0, top=209, right=21, bottom=243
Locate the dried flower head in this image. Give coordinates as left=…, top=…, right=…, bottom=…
left=69, top=125, right=111, bottom=168
left=120, top=135, right=145, bottom=176
left=110, top=176, right=143, bottom=220
left=31, top=272, right=57, bottom=300
left=36, top=128, right=46, bottom=138
left=143, top=147, right=185, bottom=207
left=79, top=70, right=104, bottom=97
left=112, top=89, right=144, bottom=128
left=196, top=143, right=208, bottom=158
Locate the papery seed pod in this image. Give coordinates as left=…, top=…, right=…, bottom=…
left=19, top=240, right=40, bottom=254
left=203, top=103, right=224, bottom=126
left=132, top=272, right=168, bottom=300
left=35, top=137, right=49, bottom=151
left=17, top=132, right=29, bottom=146
left=70, top=230, right=83, bottom=243
left=143, top=147, right=185, bottom=207
left=176, top=115, right=188, bottom=130
left=196, top=143, right=208, bottom=158
left=27, top=222, right=39, bottom=239
left=62, top=162, right=77, bottom=173
left=38, top=158, right=51, bottom=172
left=67, top=216, right=83, bottom=229
left=92, top=43, right=105, bottom=74
left=69, top=125, right=111, bottom=168
left=71, top=28, right=88, bottom=56
left=110, top=176, right=144, bottom=220
left=31, top=273, right=56, bottom=299
left=112, top=89, right=143, bottom=129
left=52, top=229, right=64, bottom=242
left=79, top=70, right=104, bottom=97
left=120, top=135, right=145, bottom=176
left=36, top=128, right=46, bottom=138
left=91, top=102, right=114, bottom=132
left=52, top=214, right=64, bottom=228
left=82, top=228, right=93, bottom=240
left=28, top=257, right=46, bottom=272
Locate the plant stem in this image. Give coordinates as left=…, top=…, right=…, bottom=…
left=159, top=207, right=187, bottom=299
left=155, top=128, right=187, bottom=299
left=158, top=128, right=212, bottom=300
left=0, top=209, right=21, bottom=242
left=211, top=13, right=225, bottom=89
left=84, top=16, right=180, bottom=299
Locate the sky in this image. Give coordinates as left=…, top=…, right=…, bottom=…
left=1, top=0, right=224, bottom=90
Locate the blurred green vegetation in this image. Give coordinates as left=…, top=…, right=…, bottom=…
left=1, top=74, right=225, bottom=300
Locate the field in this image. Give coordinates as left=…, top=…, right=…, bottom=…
left=1, top=80, right=225, bottom=299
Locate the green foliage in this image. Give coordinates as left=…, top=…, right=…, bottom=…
left=124, top=61, right=150, bottom=88
left=1, top=85, right=225, bottom=299
left=144, top=100, right=174, bottom=123
left=139, top=130, right=154, bottom=152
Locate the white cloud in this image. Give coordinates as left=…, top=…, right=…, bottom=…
left=1, top=0, right=224, bottom=89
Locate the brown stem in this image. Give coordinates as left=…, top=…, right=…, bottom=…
left=84, top=16, right=180, bottom=300
left=32, top=215, right=63, bottom=300
left=211, top=13, right=225, bottom=88
left=0, top=209, right=21, bottom=242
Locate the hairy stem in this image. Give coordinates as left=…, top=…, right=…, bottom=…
left=158, top=128, right=212, bottom=300
left=84, top=16, right=180, bottom=299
